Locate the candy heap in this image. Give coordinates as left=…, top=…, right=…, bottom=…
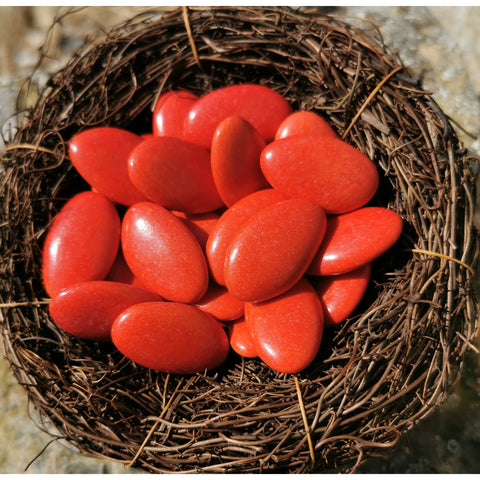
left=43, top=84, right=402, bottom=375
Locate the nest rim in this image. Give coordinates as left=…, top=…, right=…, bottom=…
left=1, top=6, right=479, bottom=474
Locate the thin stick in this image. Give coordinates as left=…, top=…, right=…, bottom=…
left=342, top=65, right=403, bottom=140
left=0, top=300, right=51, bottom=308
left=294, top=375, right=315, bottom=468
left=408, top=248, right=475, bottom=276
left=182, top=6, right=202, bottom=70
left=125, top=375, right=183, bottom=468
left=5, top=143, right=58, bottom=156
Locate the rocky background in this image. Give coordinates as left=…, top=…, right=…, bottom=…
left=0, top=6, right=479, bottom=474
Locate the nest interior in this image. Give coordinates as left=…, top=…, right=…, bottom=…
left=0, top=6, right=479, bottom=474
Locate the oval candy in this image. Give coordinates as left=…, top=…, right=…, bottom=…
left=172, top=210, right=219, bottom=249
left=260, top=135, right=379, bottom=214
left=121, top=202, right=209, bottom=303
left=128, top=136, right=224, bottom=214
left=111, top=302, right=230, bottom=374
left=245, top=277, right=324, bottom=373
left=211, top=116, right=268, bottom=207
left=183, top=83, right=293, bottom=149
left=206, top=189, right=285, bottom=285
left=42, top=191, right=121, bottom=297
left=224, top=198, right=327, bottom=302
left=153, top=90, right=199, bottom=138
left=195, top=282, right=245, bottom=321
left=308, top=207, right=403, bottom=276
left=275, top=110, right=338, bottom=140
left=49, top=281, right=162, bottom=342
left=311, top=263, right=372, bottom=328
left=69, top=127, right=148, bottom=206
left=228, top=317, right=258, bottom=359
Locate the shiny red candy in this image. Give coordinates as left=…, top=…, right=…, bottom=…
left=211, top=116, right=268, bottom=206
left=128, top=136, right=223, bottom=214
left=42, top=83, right=403, bottom=374
left=228, top=317, right=258, bottom=358
left=183, top=84, right=293, bottom=149
left=245, top=278, right=324, bottom=373
left=275, top=111, right=337, bottom=140
left=111, top=302, right=230, bottom=374
left=260, top=135, right=379, bottom=214
left=308, top=207, right=403, bottom=276
left=69, top=127, right=148, bottom=206
left=42, top=191, right=120, bottom=297
left=311, top=263, right=372, bottom=328
left=224, top=198, right=327, bottom=302
left=206, top=189, right=286, bottom=285
left=121, top=202, right=209, bottom=303
left=49, top=281, right=162, bottom=342
left=195, top=282, right=245, bottom=321
left=153, top=90, right=199, bottom=138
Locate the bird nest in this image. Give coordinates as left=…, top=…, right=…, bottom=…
left=0, top=6, right=479, bottom=474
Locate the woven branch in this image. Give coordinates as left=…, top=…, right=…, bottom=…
left=0, top=6, right=478, bottom=473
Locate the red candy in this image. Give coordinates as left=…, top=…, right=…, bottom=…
left=69, top=127, right=148, bottom=206
left=42, top=83, right=403, bottom=375
left=153, top=90, right=199, bottom=138
left=49, top=281, right=162, bottom=342
left=311, top=263, right=372, bottom=328
left=224, top=198, right=327, bottom=302
left=275, top=111, right=338, bottom=140
left=228, top=317, right=258, bottom=358
left=211, top=116, right=268, bottom=206
left=245, top=278, right=324, bottom=373
left=128, top=136, right=224, bottom=214
left=183, top=83, right=293, bottom=149
left=206, top=189, right=285, bottom=285
left=121, top=202, right=209, bottom=303
left=195, top=282, right=245, bottom=321
left=111, top=302, right=230, bottom=373
left=308, top=207, right=403, bottom=276
left=260, top=135, right=379, bottom=214
left=42, top=191, right=121, bottom=297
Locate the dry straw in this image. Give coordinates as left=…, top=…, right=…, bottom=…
left=0, top=6, right=479, bottom=473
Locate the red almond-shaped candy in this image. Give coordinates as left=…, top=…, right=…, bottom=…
left=183, top=84, right=293, bottom=149
left=228, top=317, right=258, bottom=358
left=42, top=191, right=121, bottom=298
left=128, top=136, right=224, bottom=214
left=172, top=211, right=219, bottom=249
left=308, top=207, right=403, bottom=276
left=111, top=302, right=230, bottom=374
left=69, top=127, right=148, bottom=206
left=310, top=263, right=372, bottom=328
left=245, top=277, right=324, bottom=373
left=121, top=202, right=209, bottom=303
left=274, top=110, right=338, bottom=140
left=224, top=198, right=327, bottom=302
left=153, top=90, right=199, bottom=138
left=206, top=189, right=286, bottom=285
left=195, top=282, right=245, bottom=321
left=49, top=281, right=162, bottom=342
left=211, top=116, right=269, bottom=207
left=260, top=135, right=379, bottom=214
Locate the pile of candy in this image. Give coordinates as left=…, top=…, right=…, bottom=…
left=43, top=84, right=402, bottom=375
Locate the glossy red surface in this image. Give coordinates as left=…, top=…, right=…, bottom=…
left=42, top=191, right=121, bottom=297
left=195, top=282, right=245, bottom=321
left=308, top=207, right=403, bottom=276
left=69, top=127, right=148, bottom=206
left=121, top=202, right=209, bottom=303
left=228, top=317, right=258, bottom=358
left=111, top=302, right=230, bottom=373
left=183, top=83, right=292, bottom=149
left=128, top=136, right=224, bottom=214
left=260, top=135, right=379, bottom=214
left=274, top=110, right=338, bottom=140
left=49, top=280, right=162, bottom=342
left=224, top=198, right=327, bottom=302
left=245, top=278, right=324, bottom=373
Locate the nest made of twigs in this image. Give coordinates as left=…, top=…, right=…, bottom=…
left=1, top=6, right=479, bottom=474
